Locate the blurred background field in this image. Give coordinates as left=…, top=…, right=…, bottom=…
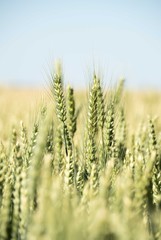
left=0, top=87, right=161, bottom=140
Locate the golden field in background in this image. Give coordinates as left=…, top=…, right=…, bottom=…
left=0, top=87, right=161, bottom=140
left=0, top=88, right=43, bottom=140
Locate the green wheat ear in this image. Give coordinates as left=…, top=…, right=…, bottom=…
left=104, top=103, right=115, bottom=161
left=11, top=143, right=23, bottom=240
left=53, top=126, right=64, bottom=175
left=84, top=77, right=99, bottom=173
left=114, top=77, right=125, bottom=105
left=46, top=120, right=54, bottom=153
left=94, top=74, right=105, bottom=130
left=52, top=61, right=67, bottom=123
left=93, top=73, right=106, bottom=168
left=66, top=85, right=77, bottom=139
left=148, top=118, right=161, bottom=208
left=76, top=164, right=85, bottom=195
left=0, top=143, right=7, bottom=195
left=52, top=61, right=72, bottom=157
left=27, top=112, right=52, bottom=213
left=87, top=79, right=98, bottom=138
left=0, top=174, right=12, bottom=239
left=89, top=163, right=99, bottom=197
left=64, top=150, right=75, bottom=190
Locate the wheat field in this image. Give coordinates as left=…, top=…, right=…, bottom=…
left=0, top=64, right=161, bottom=240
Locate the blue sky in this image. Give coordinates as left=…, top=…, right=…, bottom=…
left=0, top=0, right=161, bottom=89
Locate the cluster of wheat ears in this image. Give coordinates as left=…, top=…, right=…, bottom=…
left=0, top=62, right=161, bottom=240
